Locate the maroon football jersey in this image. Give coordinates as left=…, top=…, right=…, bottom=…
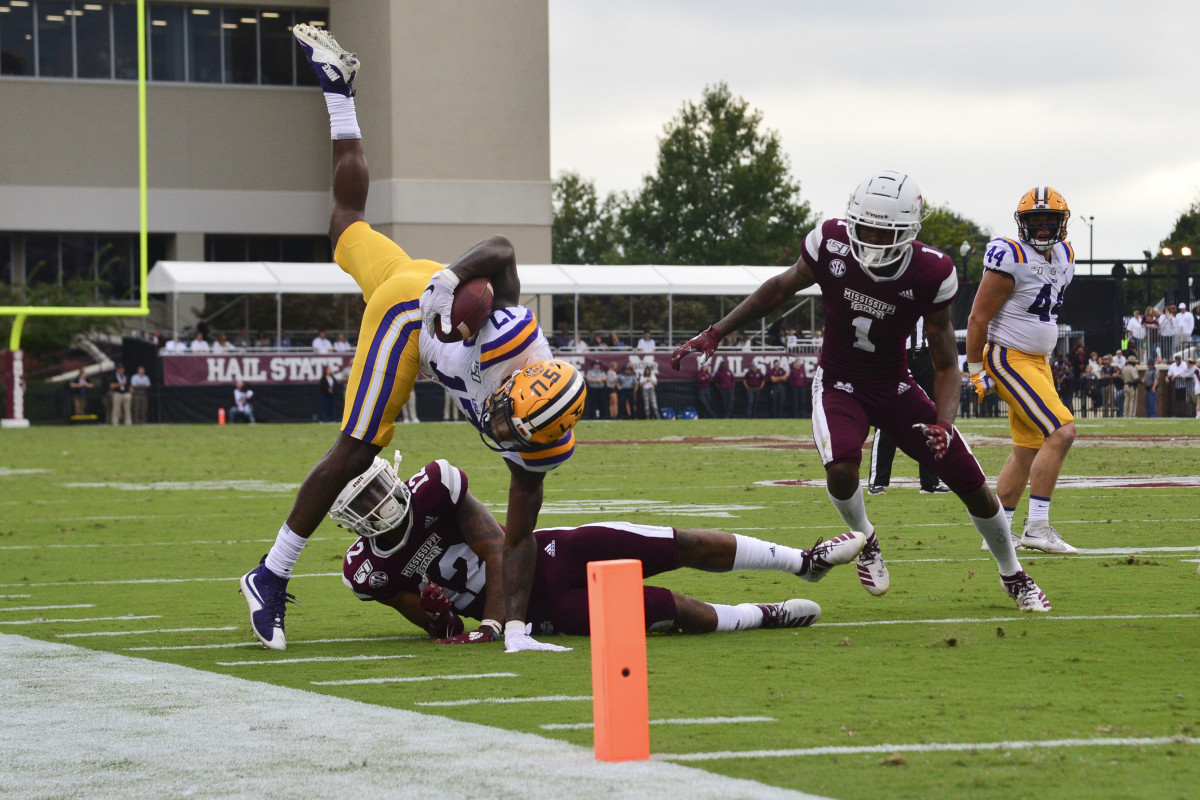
left=800, top=218, right=958, bottom=381
left=342, top=459, right=488, bottom=619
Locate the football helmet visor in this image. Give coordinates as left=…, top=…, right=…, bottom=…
left=328, top=453, right=414, bottom=541
left=845, top=170, right=925, bottom=272
left=478, top=359, right=586, bottom=452
left=1014, top=186, right=1070, bottom=249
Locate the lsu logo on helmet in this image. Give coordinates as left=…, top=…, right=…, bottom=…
left=1014, top=187, right=1070, bottom=249
left=479, top=358, right=586, bottom=450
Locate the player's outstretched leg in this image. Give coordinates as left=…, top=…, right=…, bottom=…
left=1001, top=570, right=1051, bottom=612
left=675, top=528, right=864, bottom=583
left=676, top=594, right=821, bottom=632
left=239, top=555, right=297, bottom=650
left=799, top=531, right=866, bottom=583
left=293, top=23, right=359, bottom=96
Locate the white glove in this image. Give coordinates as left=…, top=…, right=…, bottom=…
left=504, top=620, right=572, bottom=653
left=420, top=268, right=461, bottom=339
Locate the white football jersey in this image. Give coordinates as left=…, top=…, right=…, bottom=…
left=982, top=237, right=1075, bottom=356
left=419, top=305, right=571, bottom=472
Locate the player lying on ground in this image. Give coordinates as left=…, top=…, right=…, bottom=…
left=239, top=25, right=584, bottom=653
left=673, top=170, right=1051, bottom=612
left=333, top=456, right=867, bottom=640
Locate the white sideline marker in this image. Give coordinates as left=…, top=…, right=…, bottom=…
left=313, top=672, right=518, bottom=686
left=0, top=614, right=159, bottom=626
left=819, top=613, right=1200, bottom=629
left=655, top=735, right=1200, bottom=762
left=218, top=654, right=415, bottom=666
left=416, top=694, right=593, bottom=707
left=543, top=716, right=776, bottom=731
left=124, top=634, right=423, bottom=651
left=57, top=625, right=237, bottom=638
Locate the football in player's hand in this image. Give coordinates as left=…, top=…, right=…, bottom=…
left=437, top=276, right=494, bottom=343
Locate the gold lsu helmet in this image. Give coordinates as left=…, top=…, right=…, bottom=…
left=1014, top=187, right=1070, bottom=249
left=479, top=359, right=586, bottom=451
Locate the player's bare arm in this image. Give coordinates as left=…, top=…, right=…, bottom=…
left=444, top=236, right=521, bottom=308
left=379, top=591, right=443, bottom=633
left=965, top=269, right=1015, bottom=363
left=455, top=489, right=507, bottom=627
left=924, top=305, right=961, bottom=427
left=502, top=461, right=543, bottom=624
left=329, top=139, right=368, bottom=245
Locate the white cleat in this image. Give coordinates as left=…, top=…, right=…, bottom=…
left=800, top=530, right=866, bottom=583
left=293, top=23, right=360, bottom=97
left=1001, top=570, right=1051, bottom=612
left=856, top=532, right=890, bottom=596
left=757, top=599, right=822, bottom=629
left=1019, top=520, right=1078, bottom=554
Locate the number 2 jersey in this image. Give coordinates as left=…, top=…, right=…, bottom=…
left=800, top=218, right=958, bottom=382
left=418, top=305, right=575, bottom=473
left=981, top=237, right=1075, bottom=357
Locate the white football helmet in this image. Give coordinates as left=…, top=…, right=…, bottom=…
left=328, top=452, right=413, bottom=541
left=845, top=170, right=925, bottom=272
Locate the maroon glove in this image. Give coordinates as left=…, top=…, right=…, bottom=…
left=435, top=619, right=502, bottom=645
left=913, top=421, right=954, bottom=461
left=419, top=576, right=452, bottom=617
left=670, top=326, right=722, bottom=370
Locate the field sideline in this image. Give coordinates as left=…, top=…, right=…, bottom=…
left=1, top=417, right=1198, bottom=799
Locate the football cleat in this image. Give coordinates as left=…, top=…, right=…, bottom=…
left=239, top=556, right=297, bottom=650
left=1001, top=570, right=1051, bottom=612
left=867, top=485, right=886, bottom=495
left=920, top=483, right=952, bottom=494
left=1020, top=519, right=1078, bottom=554
left=799, top=531, right=866, bottom=583
left=856, top=531, right=890, bottom=596
left=757, top=599, right=821, bottom=629
left=981, top=530, right=1023, bottom=551
left=293, top=23, right=359, bottom=97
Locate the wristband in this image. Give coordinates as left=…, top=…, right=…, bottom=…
left=480, top=619, right=502, bottom=638
left=967, top=362, right=984, bottom=376
left=504, top=620, right=527, bottom=637
left=434, top=268, right=461, bottom=289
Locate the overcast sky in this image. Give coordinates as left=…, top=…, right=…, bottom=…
left=549, top=1, right=1200, bottom=267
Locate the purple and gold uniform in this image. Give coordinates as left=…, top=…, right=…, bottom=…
left=799, top=218, right=987, bottom=494
left=342, top=461, right=678, bottom=635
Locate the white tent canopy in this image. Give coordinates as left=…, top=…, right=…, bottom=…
left=146, top=261, right=821, bottom=342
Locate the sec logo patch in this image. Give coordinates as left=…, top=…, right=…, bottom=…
left=830, top=259, right=846, bottom=277
left=368, top=571, right=389, bottom=589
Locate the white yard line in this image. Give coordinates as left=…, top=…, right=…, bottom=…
left=0, top=594, right=31, bottom=598
left=0, top=538, right=276, bottom=550
left=543, top=716, right=776, bottom=731
left=2, top=634, right=820, bottom=799
left=313, top=672, right=518, bottom=686
left=819, top=613, right=1199, bottom=628
left=414, top=694, right=593, bottom=707
left=0, top=603, right=94, bottom=612
left=218, top=654, right=415, bottom=666
left=656, top=735, right=1200, bottom=762
left=0, top=571, right=340, bottom=589
left=0, top=614, right=160, bottom=626
left=123, top=635, right=424, bottom=651
left=57, top=626, right=237, bottom=638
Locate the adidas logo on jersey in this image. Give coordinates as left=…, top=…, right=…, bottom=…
left=898, top=382, right=910, bottom=395
left=900, top=289, right=914, bottom=299
left=321, top=64, right=341, bottom=82
left=544, top=540, right=556, bottom=557
left=425, top=515, right=438, bottom=528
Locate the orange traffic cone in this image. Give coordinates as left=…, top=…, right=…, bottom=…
left=218, top=408, right=226, bottom=425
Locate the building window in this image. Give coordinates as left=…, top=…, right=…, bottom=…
left=0, top=234, right=12, bottom=285
left=0, top=2, right=326, bottom=85
left=206, top=234, right=331, bottom=263
left=16, top=232, right=167, bottom=299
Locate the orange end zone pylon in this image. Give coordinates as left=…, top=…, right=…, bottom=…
left=587, top=558, right=650, bottom=762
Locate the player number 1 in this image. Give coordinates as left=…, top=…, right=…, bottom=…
left=851, top=316, right=876, bottom=352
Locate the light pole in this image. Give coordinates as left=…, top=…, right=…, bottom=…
left=959, top=240, right=971, bottom=281
left=1078, top=215, right=1094, bottom=274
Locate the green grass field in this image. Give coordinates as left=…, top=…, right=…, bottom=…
left=1, top=417, right=1198, bottom=799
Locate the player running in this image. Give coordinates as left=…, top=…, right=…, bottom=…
left=966, top=187, right=1078, bottom=554
left=333, top=455, right=867, bottom=640
left=673, top=170, right=1050, bottom=612
left=239, top=25, right=584, bottom=654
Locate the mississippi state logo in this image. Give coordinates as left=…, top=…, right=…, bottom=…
left=829, top=259, right=846, bottom=277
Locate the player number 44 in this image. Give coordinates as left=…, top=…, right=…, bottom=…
left=1026, top=283, right=1064, bottom=322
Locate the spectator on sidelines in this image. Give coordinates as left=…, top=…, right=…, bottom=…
left=280, top=333, right=293, bottom=349
left=785, top=328, right=800, bottom=354
left=636, top=331, right=657, bottom=354
left=235, top=330, right=252, bottom=349
left=695, top=363, right=716, bottom=418
left=768, top=359, right=788, bottom=417
left=1121, top=355, right=1140, bottom=419
left=1100, top=355, right=1118, bottom=417
left=312, top=330, right=333, bottom=354
left=1167, top=354, right=1191, bottom=416
left=255, top=331, right=273, bottom=349
left=788, top=357, right=810, bottom=418
left=69, top=370, right=92, bottom=416
left=616, top=363, right=638, bottom=419
left=589, top=333, right=607, bottom=352
left=584, top=360, right=608, bottom=420
left=318, top=366, right=340, bottom=422
left=1176, top=303, right=1195, bottom=344
left=606, top=361, right=620, bottom=419
left=333, top=333, right=352, bottom=352
left=1191, top=358, right=1200, bottom=418
left=1143, top=358, right=1160, bottom=417
left=1159, top=307, right=1178, bottom=362
left=608, top=332, right=628, bottom=350
left=553, top=325, right=571, bottom=351
left=108, top=365, right=132, bottom=426
left=211, top=333, right=234, bottom=354
left=742, top=361, right=765, bottom=418
left=230, top=380, right=255, bottom=423
left=639, top=366, right=659, bottom=420
left=190, top=332, right=211, bottom=353
left=1125, top=310, right=1142, bottom=352
left=162, top=333, right=187, bottom=354
left=714, top=361, right=735, bottom=418
left=131, top=366, right=151, bottom=424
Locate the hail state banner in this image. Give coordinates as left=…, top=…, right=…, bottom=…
left=162, top=354, right=355, bottom=386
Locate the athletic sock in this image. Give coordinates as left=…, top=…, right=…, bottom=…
left=732, top=534, right=807, bottom=573
left=1003, top=506, right=1016, bottom=527
left=1028, top=495, right=1051, bottom=523
left=263, top=523, right=307, bottom=580
left=708, top=602, right=766, bottom=632
left=826, top=487, right=875, bottom=538
left=972, top=508, right=1022, bottom=574
left=324, top=93, right=362, bottom=140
